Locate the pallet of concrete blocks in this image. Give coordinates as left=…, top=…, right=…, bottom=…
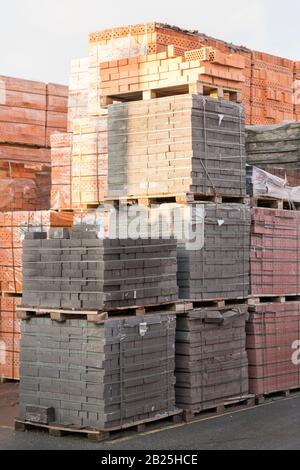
left=174, top=203, right=250, bottom=301
left=21, top=225, right=178, bottom=311
left=71, top=203, right=250, bottom=302
left=246, top=123, right=300, bottom=171
left=247, top=301, right=300, bottom=399
left=107, top=95, right=247, bottom=199
left=250, top=208, right=300, bottom=297
left=18, top=314, right=179, bottom=433
left=175, top=305, right=250, bottom=418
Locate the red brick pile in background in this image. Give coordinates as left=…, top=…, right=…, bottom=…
left=0, top=77, right=69, bottom=381
left=89, top=23, right=299, bottom=125
left=247, top=302, right=300, bottom=396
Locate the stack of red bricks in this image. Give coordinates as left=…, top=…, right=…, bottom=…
left=88, top=23, right=300, bottom=125
left=0, top=78, right=68, bottom=147
left=247, top=301, right=300, bottom=396
left=250, top=51, right=294, bottom=125
left=0, top=76, right=69, bottom=381
left=250, top=208, right=300, bottom=297
left=294, top=62, right=300, bottom=121
left=248, top=207, right=300, bottom=396
left=0, top=211, right=73, bottom=380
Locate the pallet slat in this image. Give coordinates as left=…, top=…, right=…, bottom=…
left=15, top=410, right=182, bottom=442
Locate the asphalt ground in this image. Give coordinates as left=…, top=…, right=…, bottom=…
left=1, top=383, right=300, bottom=450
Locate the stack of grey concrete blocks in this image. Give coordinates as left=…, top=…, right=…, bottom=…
left=177, top=203, right=250, bottom=300
left=107, top=95, right=246, bottom=198
left=175, top=305, right=249, bottom=412
left=141, top=202, right=250, bottom=301
left=104, top=202, right=250, bottom=301
left=246, top=122, right=300, bottom=170
left=22, top=225, right=178, bottom=310
left=19, top=315, right=177, bottom=429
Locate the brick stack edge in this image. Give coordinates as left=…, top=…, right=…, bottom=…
left=0, top=77, right=69, bottom=381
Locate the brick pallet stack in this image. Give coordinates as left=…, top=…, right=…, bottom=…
left=47, top=23, right=254, bottom=421
left=0, top=76, right=69, bottom=382
left=250, top=51, right=294, bottom=125
left=19, top=315, right=178, bottom=430
left=107, top=95, right=246, bottom=199
left=99, top=46, right=245, bottom=109
left=246, top=123, right=300, bottom=171
left=175, top=306, right=249, bottom=414
left=19, top=20, right=300, bottom=430
left=51, top=116, right=109, bottom=210
left=18, top=226, right=179, bottom=430
left=22, top=226, right=178, bottom=310
left=105, top=92, right=251, bottom=416
left=52, top=21, right=300, bottom=211
left=88, top=22, right=300, bottom=125
left=247, top=207, right=300, bottom=396
left=247, top=301, right=300, bottom=397
left=244, top=117, right=300, bottom=397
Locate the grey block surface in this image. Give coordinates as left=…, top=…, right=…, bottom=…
left=19, top=315, right=177, bottom=429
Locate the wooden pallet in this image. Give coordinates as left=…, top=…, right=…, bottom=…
left=182, top=395, right=255, bottom=422
left=255, top=387, right=300, bottom=405
left=0, top=377, right=19, bottom=384
left=177, top=297, right=248, bottom=311
left=100, top=81, right=242, bottom=107
left=16, top=301, right=181, bottom=324
left=106, top=193, right=250, bottom=208
left=251, top=196, right=300, bottom=210
left=0, top=292, right=22, bottom=298
left=15, top=410, right=182, bottom=442
left=57, top=204, right=103, bottom=212
left=248, top=294, right=300, bottom=306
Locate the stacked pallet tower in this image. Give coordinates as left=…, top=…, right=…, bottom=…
left=15, top=23, right=254, bottom=438
left=0, top=77, right=70, bottom=381
left=88, top=25, right=254, bottom=422
left=246, top=123, right=300, bottom=402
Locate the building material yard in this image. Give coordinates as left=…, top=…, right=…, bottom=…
left=1, top=4, right=300, bottom=453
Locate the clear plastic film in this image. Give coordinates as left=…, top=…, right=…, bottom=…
left=248, top=165, right=300, bottom=203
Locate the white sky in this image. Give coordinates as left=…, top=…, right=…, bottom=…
left=1, top=0, right=299, bottom=85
